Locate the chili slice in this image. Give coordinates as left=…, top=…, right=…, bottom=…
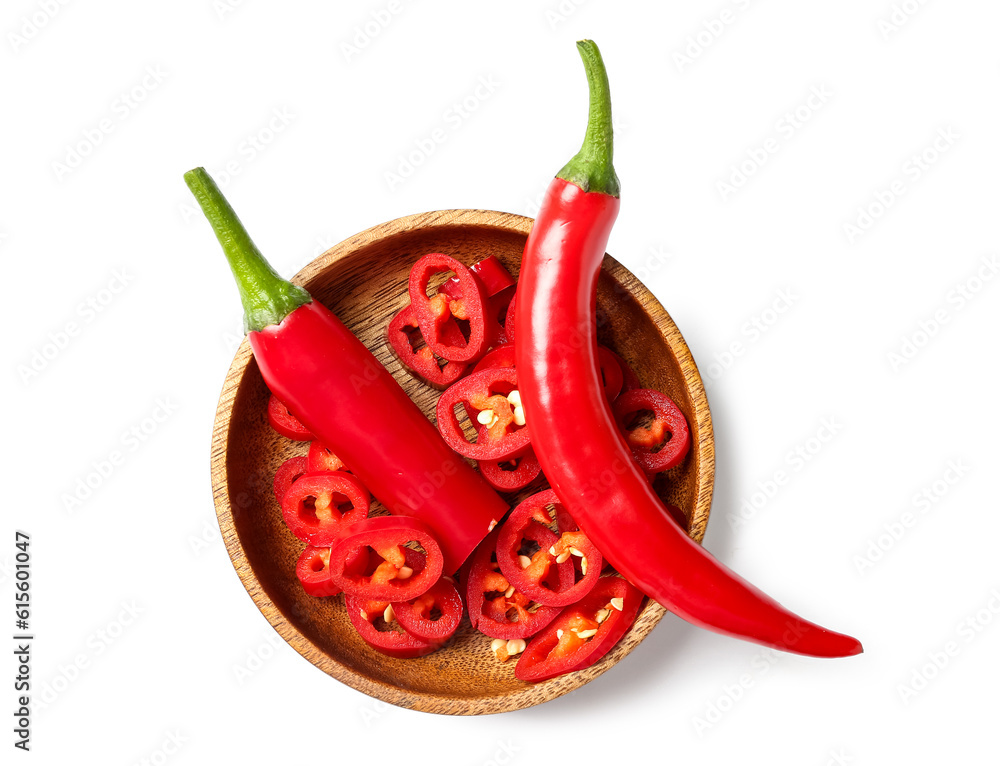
left=409, top=253, right=492, bottom=362
left=272, top=455, right=309, bottom=505
left=496, top=489, right=601, bottom=607
left=280, top=472, right=369, bottom=546
left=329, top=516, right=443, bottom=602
left=306, top=440, right=349, bottom=473
left=391, top=576, right=463, bottom=645
left=612, top=388, right=691, bottom=474
left=478, top=448, right=542, bottom=493
left=465, top=530, right=564, bottom=640
left=295, top=546, right=342, bottom=598
left=602, top=347, right=641, bottom=395
left=344, top=594, right=441, bottom=659
left=386, top=303, right=469, bottom=389
left=596, top=346, right=624, bottom=401
left=267, top=394, right=314, bottom=440
left=436, top=367, right=530, bottom=461
left=515, top=575, right=645, bottom=682
left=472, top=344, right=517, bottom=374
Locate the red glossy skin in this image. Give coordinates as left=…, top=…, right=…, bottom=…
left=250, top=301, right=508, bottom=573
left=515, top=177, right=862, bottom=658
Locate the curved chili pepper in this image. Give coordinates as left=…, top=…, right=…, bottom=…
left=267, top=394, right=314, bottom=440
left=612, top=388, right=691, bottom=474
left=280, top=471, right=369, bottom=546
left=409, top=253, right=492, bottom=362
left=185, top=169, right=509, bottom=573
left=514, top=40, right=861, bottom=658
left=386, top=303, right=469, bottom=389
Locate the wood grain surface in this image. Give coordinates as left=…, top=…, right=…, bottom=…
left=210, top=209, right=715, bottom=715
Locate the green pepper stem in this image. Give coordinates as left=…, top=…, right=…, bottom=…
left=184, top=167, right=310, bottom=333
left=556, top=39, right=620, bottom=198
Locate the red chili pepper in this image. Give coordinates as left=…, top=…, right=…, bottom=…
left=438, top=255, right=515, bottom=348
left=185, top=169, right=509, bottom=573
left=515, top=575, right=644, bottom=682
left=465, top=530, right=565, bottom=640
left=386, top=303, right=469, bottom=389
left=306, top=440, right=349, bottom=474
left=440, top=254, right=516, bottom=299
left=267, top=394, right=314, bottom=440
left=272, top=455, right=309, bottom=504
left=495, top=489, right=602, bottom=607
left=329, top=516, right=443, bottom=602
left=435, top=367, right=530, bottom=461
left=596, top=346, right=624, bottom=401
left=602, top=347, right=641, bottom=395
left=478, top=448, right=542, bottom=493
left=612, top=388, right=691, bottom=474
left=472, top=344, right=517, bottom=374
left=504, top=291, right=517, bottom=345
left=295, top=546, right=343, bottom=598
left=280, top=472, right=369, bottom=546
left=409, top=253, right=492, bottom=362
left=513, top=41, right=861, bottom=658
left=344, top=594, right=441, bottom=659
left=391, top=576, right=463, bottom=645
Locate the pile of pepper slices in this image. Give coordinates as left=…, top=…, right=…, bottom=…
left=187, top=39, right=861, bottom=688
left=265, top=249, right=692, bottom=679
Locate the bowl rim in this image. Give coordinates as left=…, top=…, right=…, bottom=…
left=210, top=208, right=715, bottom=715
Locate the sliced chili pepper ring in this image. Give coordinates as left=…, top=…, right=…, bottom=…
left=280, top=472, right=370, bottom=546
left=472, top=344, right=517, bottom=375
left=612, top=388, right=691, bottom=474
left=465, top=530, right=565, bottom=640
left=408, top=253, right=492, bottom=363
left=496, top=489, right=602, bottom=608
left=391, top=576, right=463, bottom=645
left=478, top=448, right=542, bottom=493
left=273, top=455, right=309, bottom=505
left=295, top=545, right=361, bottom=598
left=596, top=346, right=624, bottom=401
left=386, top=303, right=469, bottom=389
left=436, top=367, right=531, bottom=461
left=515, top=575, right=645, bottom=682
left=267, top=394, right=315, bottom=440
left=306, top=440, right=349, bottom=473
left=344, top=594, right=442, bottom=659
left=329, top=516, right=444, bottom=602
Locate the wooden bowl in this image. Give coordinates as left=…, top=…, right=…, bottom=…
left=210, top=209, right=714, bottom=715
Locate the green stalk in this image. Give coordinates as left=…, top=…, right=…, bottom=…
left=184, top=167, right=310, bottom=333
left=556, top=39, right=620, bottom=198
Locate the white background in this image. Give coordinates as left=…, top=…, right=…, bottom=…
left=5, top=0, right=999, bottom=763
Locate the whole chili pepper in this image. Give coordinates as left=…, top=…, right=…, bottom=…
left=514, top=40, right=862, bottom=658
left=185, top=168, right=509, bottom=573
